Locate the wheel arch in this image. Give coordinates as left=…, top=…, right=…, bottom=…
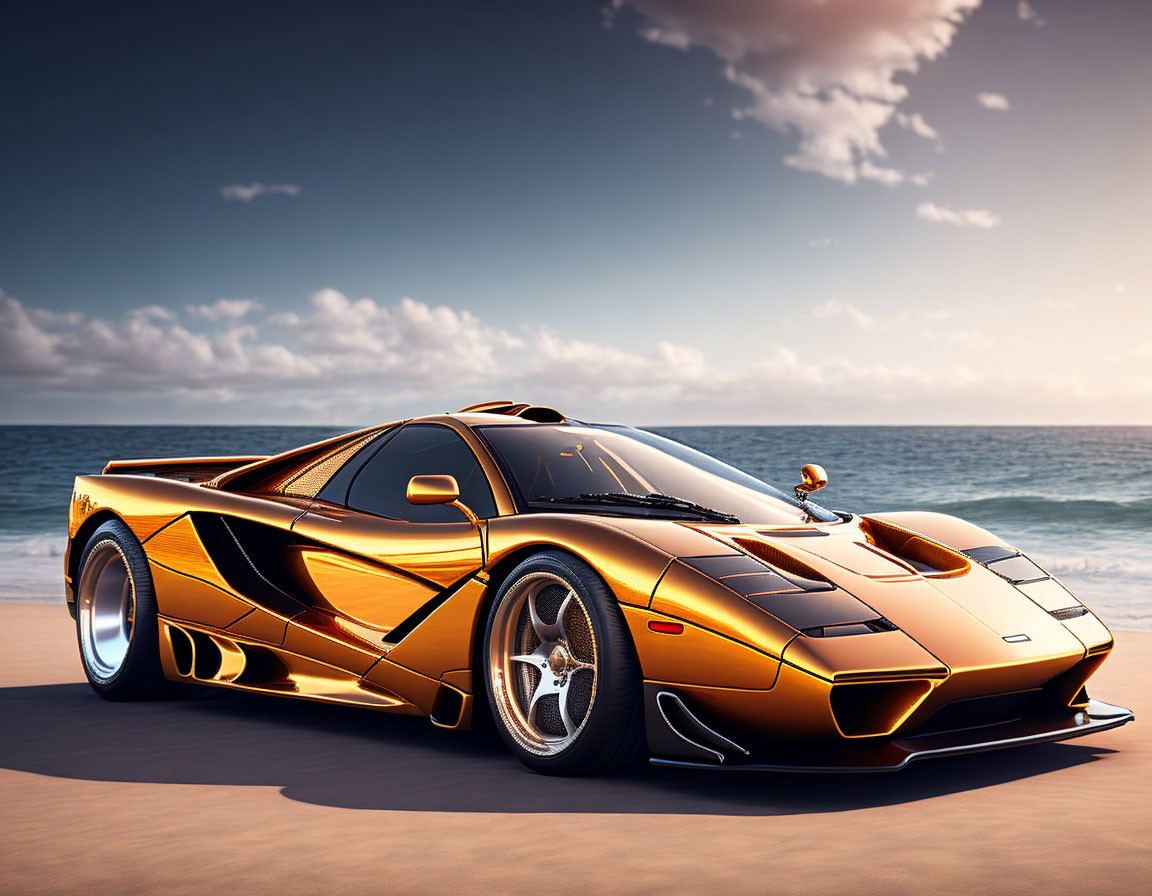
left=65, top=510, right=127, bottom=617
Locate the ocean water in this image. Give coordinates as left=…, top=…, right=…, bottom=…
left=1, top=425, right=1149, bottom=630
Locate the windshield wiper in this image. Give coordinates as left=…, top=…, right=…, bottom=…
left=537, top=492, right=739, bottom=524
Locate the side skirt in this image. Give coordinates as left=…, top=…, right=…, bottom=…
left=156, top=615, right=471, bottom=727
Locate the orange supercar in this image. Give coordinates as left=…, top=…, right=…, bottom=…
left=65, top=402, right=1134, bottom=774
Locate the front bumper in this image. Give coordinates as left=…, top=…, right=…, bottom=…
left=648, top=698, right=1134, bottom=772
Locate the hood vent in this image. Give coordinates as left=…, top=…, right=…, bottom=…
left=730, top=537, right=832, bottom=584
left=861, top=519, right=971, bottom=578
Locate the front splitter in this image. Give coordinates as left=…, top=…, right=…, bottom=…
left=649, top=698, right=1135, bottom=773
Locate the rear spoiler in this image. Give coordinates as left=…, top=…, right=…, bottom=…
left=102, top=456, right=269, bottom=483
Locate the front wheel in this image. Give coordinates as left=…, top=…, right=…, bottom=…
left=483, top=551, right=645, bottom=775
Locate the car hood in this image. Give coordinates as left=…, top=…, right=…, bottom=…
left=641, top=514, right=1097, bottom=675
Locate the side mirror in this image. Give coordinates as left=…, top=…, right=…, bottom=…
left=793, top=463, right=828, bottom=500
left=406, top=475, right=479, bottom=525
left=407, top=474, right=460, bottom=505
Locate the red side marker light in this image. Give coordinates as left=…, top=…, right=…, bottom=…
left=648, top=620, right=684, bottom=635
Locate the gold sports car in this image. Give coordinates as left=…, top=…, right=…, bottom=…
left=65, top=402, right=1134, bottom=775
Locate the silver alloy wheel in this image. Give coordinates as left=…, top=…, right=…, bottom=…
left=488, top=572, right=599, bottom=756
left=78, top=539, right=136, bottom=682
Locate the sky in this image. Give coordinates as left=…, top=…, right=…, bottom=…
left=1, top=0, right=1150, bottom=425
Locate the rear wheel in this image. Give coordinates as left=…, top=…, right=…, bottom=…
left=483, top=551, right=645, bottom=775
left=75, top=519, right=175, bottom=700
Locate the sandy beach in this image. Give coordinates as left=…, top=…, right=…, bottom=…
left=2, top=600, right=1148, bottom=895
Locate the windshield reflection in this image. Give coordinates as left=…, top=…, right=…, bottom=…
left=479, top=423, right=837, bottom=525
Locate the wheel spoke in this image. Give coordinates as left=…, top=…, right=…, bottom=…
left=510, top=643, right=551, bottom=670
left=558, top=679, right=577, bottom=736
left=526, top=674, right=559, bottom=727
left=555, top=590, right=576, bottom=643
left=528, top=589, right=560, bottom=643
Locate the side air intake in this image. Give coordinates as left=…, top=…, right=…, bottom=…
left=655, top=690, right=748, bottom=764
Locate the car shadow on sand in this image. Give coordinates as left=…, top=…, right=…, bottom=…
left=0, top=683, right=1115, bottom=816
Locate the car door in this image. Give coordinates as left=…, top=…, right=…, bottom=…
left=288, top=423, right=497, bottom=647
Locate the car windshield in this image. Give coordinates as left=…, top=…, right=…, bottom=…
left=478, top=423, right=837, bottom=525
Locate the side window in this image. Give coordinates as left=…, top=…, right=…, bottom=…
left=347, top=424, right=497, bottom=522
left=315, top=428, right=395, bottom=506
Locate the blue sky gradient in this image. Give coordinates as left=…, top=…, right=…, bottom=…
left=1, top=1, right=1149, bottom=424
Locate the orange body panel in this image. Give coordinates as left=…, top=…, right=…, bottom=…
left=284, top=545, right=436, bottom=635
left=143, top=514, right=232, bottom=592
left=293, top=504, right=483, bottom=589
left=623, top=605, right=782, bottom=690
left=385, top=577, right=489, bottom=686
left=148, top=562, right=252, bottom=629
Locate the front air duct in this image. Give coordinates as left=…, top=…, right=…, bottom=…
left=829, top=679, right=934, bottom=738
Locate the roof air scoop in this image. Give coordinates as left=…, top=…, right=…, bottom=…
left=456, top=401, right=566, bottom=423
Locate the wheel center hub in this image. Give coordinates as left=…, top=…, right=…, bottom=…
left=547, top=645, right=570, bottom=676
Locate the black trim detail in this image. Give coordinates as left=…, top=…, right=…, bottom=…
left=963, top=546, right=1049, bottom=585
left=383, top=573, right=478, bottom=644
left=961, top=545, right=1018, bottom=564
left=430, top=686, right=465, bottom=727
left=1050, top=605, right=1089, bottom=621
left=190, top=514, right=310, bottom=618
left=748, top=590, right=881, bottom=631
left=682, top=554, right=768, bottom=579
left=718, top=571, right=798, bottom=597
left=644, top=684, right=749, bottom=764
left=802, top=619, right=896, bottom=637
left=680, top=555, right=877, bottom=631
left=906, top=689, right=1044, bottom=737
left=986, top=555, right=1048, bottom=585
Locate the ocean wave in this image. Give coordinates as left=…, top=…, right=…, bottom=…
left=1031, top=552, right=1152, bottom=581
left=0, top=533, right=66, bottom=557
left=0, top=534, right=66, bottom=601
left=927, top=495, right=1152, bottom=528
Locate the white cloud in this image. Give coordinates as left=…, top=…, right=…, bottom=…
left=910, top=171, right=934, bottom=187
left=5, top=288, right=1147, bottom=424
left=808, top=236, right=835, bottom=248
left=810, top=299, right=877, bottom=331
left=187, top=299, right=265, bottom=320
left=859, top=159, right=905, bottom=187
left=612, top=0, right=980, bottom=183
left=0, top=289, right=519, bottom=398
left=1017, top=2, right=1045, bottom=26
left=894, top=111, right=942, bottom=147
left=219, top=183, right=301, bottom=202
left=977, top=91, right=1010, bottom=111
left=916, top=201, right=1001, bottom=228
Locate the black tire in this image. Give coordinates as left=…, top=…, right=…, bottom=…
left=483, top=550, right=646, bottom=775
left=74, top=519, right=178, bottom=700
